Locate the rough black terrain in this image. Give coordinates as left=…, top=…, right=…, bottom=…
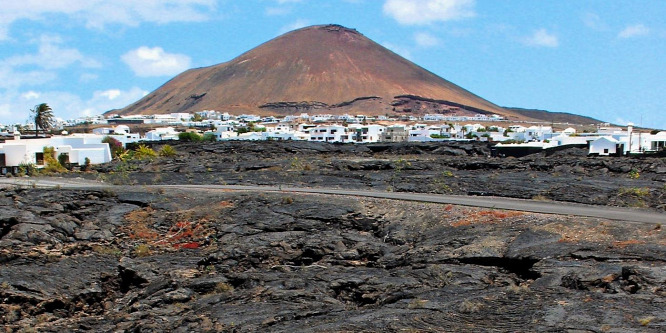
left=93, top=141, right=666, bottom=210
left=1, top=188, right=664, bottom=332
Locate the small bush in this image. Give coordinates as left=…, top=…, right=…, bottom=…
left=281, top=197, right=294, bottom=204
left=202, top=133, right=217, bottom=142
left=159, top=144, right=177, bottom=157
left=618, top=187, right=650, bottom=197
left=82, top=157, right=91, bottom=171
left=92, top=245, right=122, bottom=257
left=133, top=244, right=152, bottom=257
left=501, top=139, right=525, bottom=144
left=42, top=147, right=67, bottom=174
left=133, top=144, right=157, bottom=160
left=628, top=169, right=640, bottom=179
left=213, top=282, right=234, bottom=294
left=638, top=316, right=655, bottom=326
left=57, top=153, right=69, bottom=168
left=178, top=132, right=202, bottom=142
left=18, top=162, right=37, bottom=176
left=102, top=136, right=125, bottom=159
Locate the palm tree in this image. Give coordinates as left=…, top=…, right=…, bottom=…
left=30, top=103, right=54, bottom=137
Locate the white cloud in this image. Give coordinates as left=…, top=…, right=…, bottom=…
left=383, top=0, right=475, bottom=25
left=0, top=65, right=57, bottom=89
left=99, top=89, right=121, bottom=100
left=414, top=32, right=440, bottom=47
left=523, top=29, right=559, bottom=48
left=382, top=42, right=412, bottom=60
left=0, top=34, right=99, bottom=91
left=618, top=24, right=650, bottom=39
left=278, top=19, right=311, bottom=34
left=0, top=0, right=217, bottom=40
left=582, top=13, right=607, bottom=31
left=21, top=91, right=40, bottom=100
left=121, top=46, right=191, bottom=77
left=0, top=87, right=149, bottom=124
left=5, top=35, right=100, bottom=70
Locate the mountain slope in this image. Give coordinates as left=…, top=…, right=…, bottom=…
left=505, top=107, right=603, bottom=125
left=115, top=25, right=523, bottom=119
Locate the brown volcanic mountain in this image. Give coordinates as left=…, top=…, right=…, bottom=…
left=115, top=25, right=522, bottom=119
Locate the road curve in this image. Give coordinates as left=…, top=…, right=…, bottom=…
left=1, top=177, right=664, bottom=224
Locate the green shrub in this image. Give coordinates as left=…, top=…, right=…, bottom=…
left=133, top=144, right=157, bottom=160
left=178, top=132, right=202, bottom=142
left=42, top=147, right=67, bottom=173
left=83, top=157, right=91, bottom=171
left=202, top=133, right=217, bottom=142
left=618, top=187, right=649, bottom=197
left=500, top=139, right=525, bottom=144
left=628, top=169, right=640, bottom=179
left=133, top=244, right=152, bottom=257
left=159, top=144, right=177, bottom=157
left=17, top=162, right=37, bottom=176
left=57, top=153, right=69, bottom=168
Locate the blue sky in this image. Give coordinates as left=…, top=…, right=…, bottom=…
left=0, top=0, right=664, bottom=129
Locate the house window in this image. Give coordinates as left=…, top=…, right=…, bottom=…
left=36, top=152, right=45, bottom=165
left=0, top=153, right=5, bottom=167
left=603, top=149, right=609, bottom=154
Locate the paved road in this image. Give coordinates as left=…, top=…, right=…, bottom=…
left=1, top=177, right=664, bottom=224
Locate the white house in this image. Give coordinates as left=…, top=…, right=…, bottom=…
left=408, top=126, right=449, bottom=141
left=236, top=132, right=264, bottom=141
left=215, top=129, right=238, bottom=140
left=562, top=127, right=577, bottom=135
left=237, top=114, right=261, bottom=122
left=90, top=126, right=140, bottom=147
left=265, top=131, right=309, bottom=141
left=105, top=132, right=141, bottom=148
left=423, top=114, right=446, bottom=121
left=589, top=136, right=621, bottom=156
left=145, top=127, right=179, bottom=141
left=347, top=124, right=385, bottom=143
left=92, top=127, right=115, bottom=135
left=525, top=126, right=553, bottom=141
left=0, top=135, right=112, bottom=168
left=309, top=125, right=350, bottom=143
left=645, top=131, right=666, bottom=152
left=310, top=114, right=334, bottom=122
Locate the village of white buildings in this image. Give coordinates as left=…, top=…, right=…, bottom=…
left=0, top=110, right=664, bottom=172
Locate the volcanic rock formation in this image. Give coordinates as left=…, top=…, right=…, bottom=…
left=115, top=24, right=521, bottom=119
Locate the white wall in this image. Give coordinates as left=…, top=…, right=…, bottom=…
left=0, top=136, right=112, bottom=167
left=589, top=138, right=619, bottom=156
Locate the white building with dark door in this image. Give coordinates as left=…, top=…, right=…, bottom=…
left=0, top=135, right=112, bottom=168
